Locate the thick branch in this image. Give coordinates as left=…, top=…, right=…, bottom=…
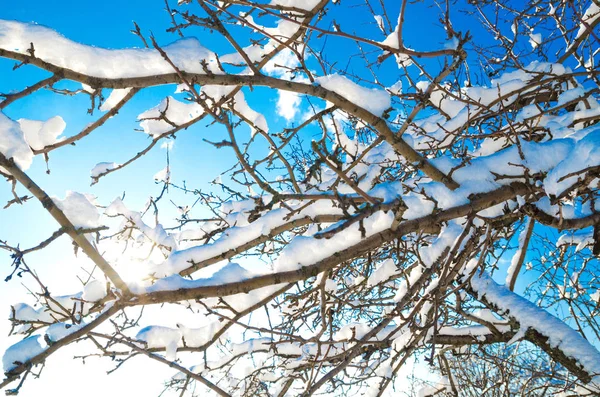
left=0, top=49, right=457, bottom=188
left=0, top=152, right=130, bottom=294
left=137, top=182, right=532, bottom=304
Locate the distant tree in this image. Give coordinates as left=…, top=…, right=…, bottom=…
left=1, top=0, right=600, bottom=395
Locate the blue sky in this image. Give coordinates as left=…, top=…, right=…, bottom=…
left=0, top=2, right=230, bottom=395
left=1, top=1, right=230, bottom=237
left=0, top=0, right=562, bottom=394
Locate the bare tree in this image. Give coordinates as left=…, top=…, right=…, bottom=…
left=1, top=0, right=600, bottom=395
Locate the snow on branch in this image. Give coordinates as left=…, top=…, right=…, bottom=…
left=1, top=0, right=600, bottom=395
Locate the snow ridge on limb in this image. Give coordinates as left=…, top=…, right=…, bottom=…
left=467, top=270, right=600, bottom=385
left=0, top=19, right=459, bottom=190
left=0, top=152, right=130, bottom=294
left=0, top=19, right=220, bottom=78
left=134, top=182, right=532, bottom=303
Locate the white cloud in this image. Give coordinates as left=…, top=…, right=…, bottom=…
left=276, top=90, right=302, bottom=121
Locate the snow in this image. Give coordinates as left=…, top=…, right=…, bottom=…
left=505, top=218, right=532, bottom=286
left=52, top=191, right=101, bottom=229
left=333, top=323, right=396, bottom=342
left=324, top=278, right=337, bottom=293
left=381, top=27, right=399, bottom=49
left=557, top=229, right=593, bottom=251
left=81, top=83, right=95, bottom=94
left=544, top=129, right=600, bottom=197
left=312, top=273, right=338, bottom=294
left=266, top=18, right=303, bottom=41
left=146, top=96, right=600, bottom=279
left=136, top=326, right=182, bottom=361
left=574, top=3, right=600, bottom=41
left=0, top=112, right=33, bottom=170
left=419, top=221, right=464, bottom=267
left=137, top=263, right=252, bottom=293
left=139, top=87, right=266, bottom=136
left=11, top=303, right=47, bottom=323
left=105, top=197, right=176, bottom=250
left=3, top=10, right=600, bottom=393
left=153, top=166, right=170, bottom=183
left=138, top=75, right=600, bottom=295
left=529, top=32, right=542, bottom=49
left=2, top=335, right=45, bottom=373
left=402, top=192, right=435, bottom=220
left=10, top=303, right=57, bottom=335
left=417, top=378, right=451, bottom=397
left=315, top=74, right=391, bottom=116
left=469, top=271, right=600, bottom=380
left=18, top=116, right=66, bottom=151
left=238, top=13, right=304, bottom=47
left=387, top=80, right=403, bottom=96
left=275, top=210, right=393, bottom=272
left=367, top=259, right=398, bottom=287
left=178, top=322, right=222, bottom=348
left=374, top=15, right=385, bottom=33
left=202, top=85, right=268, bottom=134
left=269, top=0, right=321, bottom=11
left=378, top=13, right=414, bottom=67
left=156, top=202, right=343, bottom=276
left=436, top=324, right=509, bottom=338
left=0, top=20, right=220, bottom=79
left=82, top=280, right=107, bottom=302
left=409, top=61, right=574, bottom=153
left=45, top=293, right=86, bottom=317
left=45, top=322, right=85, bottom=343
left=99, top=88, right=133, bottom=111
left=444, top=37, right=459, bottom=50
left=90, top=162, right=118, bottom=179
left=557, top=87, right=586, bottom=107
left=138, top=96, right=203, bottom=137
left=221, top=13, right=307, bottom=81
left=335, top=129, right=359, bottom=157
